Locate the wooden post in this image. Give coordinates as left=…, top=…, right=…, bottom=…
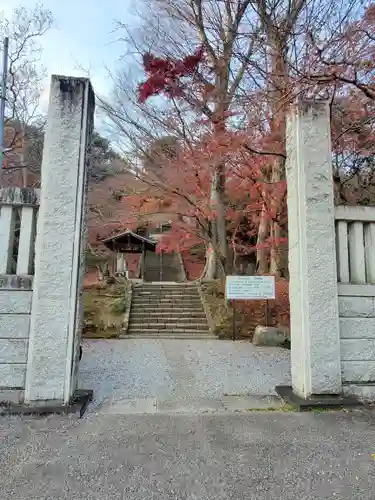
left=232, top=300, right=236, bottom=341
left=160, top=251, right=163, bottom=281
left=142, top=241, right=145, bottom=280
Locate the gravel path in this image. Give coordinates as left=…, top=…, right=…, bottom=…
left=79, top=339, right=291, bottom=411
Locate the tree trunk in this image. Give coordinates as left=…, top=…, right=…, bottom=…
left=269, top=221, right=281, bottom=275
left=202, top=161, right=227, bottom=280
left=269, top=157, right=285, bottom=276
left=211, top=165, right=227, bottom=270
left=20, top=125, right=27, bottom=188
left=205, top=243, right=217, bottom=280
left=256, top=201, right=269, bottom=274
left=22, top=168, right=28, bottom=188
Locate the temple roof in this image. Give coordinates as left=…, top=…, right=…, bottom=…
left=102, top=230, right=156, bottom=253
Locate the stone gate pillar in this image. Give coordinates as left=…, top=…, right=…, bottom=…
left=283, top=100, right=341, bottom=399
left=24, top=76, right=94, bottom=405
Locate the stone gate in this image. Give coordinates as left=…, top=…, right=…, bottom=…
left=1, top=83, right=375, bottom=409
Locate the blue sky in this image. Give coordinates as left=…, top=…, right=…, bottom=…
left=2, top=0, right=138, bottom=112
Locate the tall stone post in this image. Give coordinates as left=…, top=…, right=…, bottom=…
left=24, top=76, right=94, bottom=405
left=283, top=100, right=341, bottom=399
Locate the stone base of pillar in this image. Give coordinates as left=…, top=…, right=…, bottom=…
left=0, top=389, right=93, bottom=418
left=275, top=385, right=362, bottom=411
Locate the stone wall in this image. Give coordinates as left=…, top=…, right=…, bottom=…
left=0, top=187, right=39, bottom=401
left=339, top=291, right=375, bottom=398
left=0, top=277, right=32, bottom=393
left=335, top=206, right=375, bottom=399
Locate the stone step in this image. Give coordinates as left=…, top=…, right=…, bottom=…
left=131, top=303, right=203, bottom=309
left=127, top=325, right=211, bottom=335
left=133, top=287, right=199, bottom=291
left=130, top=305, right=206, bottom=316
left=128, top=322, right=209, bottom=330
left=134, top=289, right=198, bottom=292
left=126, top=327, right=211, bottom=333
left=134, top=292, right=197, bottom=296
left=133, top=288, right=199, bottom=292
left=135, top=284, right=198, bottom=287
left=134, top=283, right=198, bottom=290
left=132, top=295, right=201, bottom=299
left=129, top=319, right=208, bottom=326
left=130, top=309, right=206, bottom=321
left=132, top=302, right=203, bottom=308
left=131, top=306, right=204, bottom=312
left=136, top=290, right=196, bottom=292
left=130, top=308, right=206, bottom=314
left=124, top=333, right=217, bottom=339
left=130, top=312, right=207, bottom=318
left=132, top=296, right=201, bottom=301
left=132, top=295, right=202, bottom=304
left=132, top=299, right=201, bottom=304
left=131, top=311, right=205, bottom=317
left=133, top=287, right=198, bottom=291
left=133, top=293, right=200, bottom=299
left=128, top=328, right=210, bottom=334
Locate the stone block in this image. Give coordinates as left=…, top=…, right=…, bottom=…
left=252, top=325, right=289, bottom=347
left=338, top=296, right=375, bottom=317
left=343, top=384, right=375, bottom=401
left=0, top=291, right=32, bottom=314
left=341, top=361, right=375, bottom=382
left=0, top=314, right=30, bottom=338
left=0, top=364, right=26, bottom=388
left=340, top=317, right=375, bottom=339
left=0, top=389, right=24, bottom=404
left=0, top=339, right=28, bottom=363
left=340, top=339, right=375, bottom=361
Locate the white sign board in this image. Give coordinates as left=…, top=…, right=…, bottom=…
left=225, top=275, right=275, bottom=300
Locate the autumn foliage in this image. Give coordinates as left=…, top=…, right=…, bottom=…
left=139, top=47, right=204, bottom=102
left=95, top=2, right=375, bottom=276
left=119, top=126, right=287, bottom=268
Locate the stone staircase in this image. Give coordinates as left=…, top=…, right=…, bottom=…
left=127, top=283, right=216, bottom=339
left=143, top=250, right=184, bottom=282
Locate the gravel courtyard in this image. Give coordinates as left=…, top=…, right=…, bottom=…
left=78, top=339, right=291, bottom=413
